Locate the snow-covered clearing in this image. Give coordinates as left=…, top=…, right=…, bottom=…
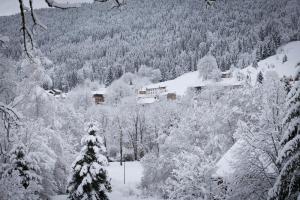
left=51, top=161, right=160, bottom=200
left=241, top=41, right=300, bottom=85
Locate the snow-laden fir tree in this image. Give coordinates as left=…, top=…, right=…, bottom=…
left=105, top=67, right=114, bottom=87
left=257, top=71, right=264, bottom=84
left=68, top=122, right=111, bottom=200
left=268, top=79, right=300, bottom=200
left=0, top=144, right=41, bottom=200
left=282, top=55, right=288, bottom=63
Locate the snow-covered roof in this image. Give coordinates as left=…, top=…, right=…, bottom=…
left=214, top=140, right=244, bottom=178
left=214, top=139, right=278, bottom=178
left=52, top=89, right=62, bottom=93
left=139, top=85, right=167, bottom=91
left=221, top=70, right=231, bottom=74
left=92, top=88, right=107, bottom=95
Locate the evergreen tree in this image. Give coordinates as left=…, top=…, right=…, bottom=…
left=272, top=31, right=281, bottom=49
left=268, top=79, right=300, bottom=200
left=0, top=144, right=41, bottom=200
left=282, top=55, right=288, bottom=63
left=256, top=44, right=263, bottom=62
left=105, top=67, right=114, bottom=87
left=257, top=71, right=264, bottom=84
left=281, top=76, right=291, bottom=92
left=8, top=144, right=40, bottom=189
left=252, top=60, right=259, bottom=69
left=68, top=122, right=111, bottom=200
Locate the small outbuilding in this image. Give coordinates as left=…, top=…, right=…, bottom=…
left=167, top=93, right=176, bottom=100
left=92, top=89, right=106, bottom=105
left=93, top=94, right=105, bottom=104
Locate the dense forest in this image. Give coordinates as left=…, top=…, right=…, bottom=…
left=0, top=0, right=299, bottom=90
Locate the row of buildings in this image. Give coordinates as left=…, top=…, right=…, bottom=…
left=90, top=70, right=244, bottom=105
left=46, top=70, right=250, bottom=105
left=90, top=86, right=176, bottom=105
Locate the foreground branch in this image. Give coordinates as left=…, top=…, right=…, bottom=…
left=44, top=0, right=81, bottom=9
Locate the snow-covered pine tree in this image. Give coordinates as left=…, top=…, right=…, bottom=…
left=268, top=79, right=300, bottom=200
left=282, top=55, right=288, bottom=63
left=68, top=122, right=111, bottom=200
left=9, top=145, right=37, bottom=188
left=257, top=71, right=264, bottom=84
left=105, top=67, right=114, bottom=87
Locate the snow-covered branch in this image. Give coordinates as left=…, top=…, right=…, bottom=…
left=44, top=0, right=81, bottom=9
left=0, top=35, right=9, bottom=43
left=0, top=102, right=22, bottom=124
left=94, top=0, right=125, bottom=9
left=17, top=0, right=81, bottom=59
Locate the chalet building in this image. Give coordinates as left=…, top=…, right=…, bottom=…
left=146, top=86, right=167, bottom=95
left=136, top=85, right=178, bottom=104
left=167, top=93, right=176, bottom=100
left=92, top=89, right=106, bottom=105
left=93, top=94, right=105, bottom=104
left=221, top=70, right=232, bottom=78
left=137, top=86, right=166, bottom=96
left=138, top=89, right=146, bottom=95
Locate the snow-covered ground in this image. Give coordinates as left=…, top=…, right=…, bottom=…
left=141, top=41, right=300, bottom=97
left=241, top=41, right=300, bottom=85
left=51, top=161, right=160, bottom=200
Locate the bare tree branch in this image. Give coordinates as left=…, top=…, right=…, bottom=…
left=94, top=0, right=125, bottom=9
left=44, top=0, right=81, bottom=9
left=29, top=0, right=47, bottom=32
left=18, top=0, right=34, bottom=59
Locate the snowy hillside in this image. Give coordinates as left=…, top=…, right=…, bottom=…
left=1, top=0, right=299, bottom=198
left=213, top=42, right=300, bottom=179
left=142, top=71, right=242, bottom=96
left=143, top=41, right=300, bottom=96
left=242, top=41, right=300, bottom=85
left=1, top=0, right=299, bottom=90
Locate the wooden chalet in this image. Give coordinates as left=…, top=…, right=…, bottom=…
left=92, top=89, right=106, bottom=105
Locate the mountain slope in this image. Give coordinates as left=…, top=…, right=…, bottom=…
left=142, top=41, right=300, bottom=96
left=0, top=0, right=299, bottom=91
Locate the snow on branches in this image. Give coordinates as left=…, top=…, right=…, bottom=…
left=268, top=80, right=300, bottom=200
left=68, top=122, right=111, bottom=200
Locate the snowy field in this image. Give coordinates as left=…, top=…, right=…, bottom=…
left=51, top=162, right=160, bottom=200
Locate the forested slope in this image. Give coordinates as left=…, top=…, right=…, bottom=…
left=0, top=0, right=299, bottom=90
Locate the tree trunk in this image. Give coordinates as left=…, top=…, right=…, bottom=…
left=119, top=126, right=123, bottom=166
